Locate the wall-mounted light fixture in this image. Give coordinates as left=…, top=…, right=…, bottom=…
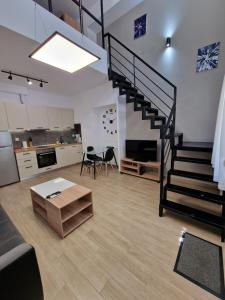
left=166, top=37, right=172, bottom=48
left=1, top=70, right=48, bottom=88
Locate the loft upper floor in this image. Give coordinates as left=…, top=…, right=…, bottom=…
left=0, top=0, right=144, bottom=74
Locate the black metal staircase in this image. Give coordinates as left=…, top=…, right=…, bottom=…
left=104, top=32, right=225, bottom=242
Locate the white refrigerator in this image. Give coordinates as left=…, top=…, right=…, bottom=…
left=0, top=132, right=19, bottom=187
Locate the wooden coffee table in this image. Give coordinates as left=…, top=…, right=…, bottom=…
left=30, top=178, right=93, bottom=238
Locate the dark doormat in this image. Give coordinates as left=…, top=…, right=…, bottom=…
left=174, top=232, right=225, bottom=299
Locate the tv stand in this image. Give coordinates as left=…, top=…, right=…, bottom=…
left=120, top=158, right=160, bottom=182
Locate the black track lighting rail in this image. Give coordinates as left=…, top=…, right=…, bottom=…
left=1, top=70, right=48, bottom=85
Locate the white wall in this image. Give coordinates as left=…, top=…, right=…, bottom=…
left=73, top=80, right=120, bottom=150
left=73, top=80, right=119, bottom=144
left=0, top=81, right=74, bottom=109
left=106, top=0, right=225, bottom=142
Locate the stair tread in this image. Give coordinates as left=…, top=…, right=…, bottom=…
left=166, top=183, right=223, bottom=204
left=145, top=107, right=157, bottom=112
left=183, top=142, right=213, bottom=148
left=120, top=83, right=136, bottom=91
left=162, top=199, right=225, bottom=228
left=175, top=156, right=211, bottom=165
left=175, top=142, right=213, bottom=152
left=154, top=116, right=166, bottom=121
left=111, top=71, right=125, bottom=80
left=136, top=99, right=150, bottom=105
left=169, top=169, right=214, bottom=182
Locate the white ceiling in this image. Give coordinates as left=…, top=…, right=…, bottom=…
left=0, top=26, right=107, bottom=97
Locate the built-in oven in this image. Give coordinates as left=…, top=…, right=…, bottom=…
left=36, top=148, right=57, bottom=169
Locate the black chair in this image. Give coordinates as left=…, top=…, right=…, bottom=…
left=86, top=146, right=103, bottom=179
left=86, top=146, right=103, bottom=163
left=102, top=148, right=115, bottom=175
left=87, top=146, right=94, bottom=152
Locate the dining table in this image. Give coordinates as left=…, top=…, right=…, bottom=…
left=80, top=146, right=118, bottom=179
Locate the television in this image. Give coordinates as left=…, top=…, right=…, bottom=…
left=126, top=140, right=157, bottom=162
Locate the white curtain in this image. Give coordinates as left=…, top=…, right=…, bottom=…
left=212, top=75, right=225, bottom=191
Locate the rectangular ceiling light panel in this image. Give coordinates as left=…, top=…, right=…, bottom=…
left=30, top=32, right=99, bottom=73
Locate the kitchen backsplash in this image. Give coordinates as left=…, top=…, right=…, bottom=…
left=12, top=129, right=77, bottom=148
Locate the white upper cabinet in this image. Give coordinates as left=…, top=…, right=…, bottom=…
left=27, top=105, right=49, bottom=129
left=2, top=102, right=74, bottom=132
left=5, top=102, right=29, bottom=131
left=47, top=107, right=62, bottom=130
left=0, top=102, right=8, bottom=130
left=61, top=109, right=74, bottom=130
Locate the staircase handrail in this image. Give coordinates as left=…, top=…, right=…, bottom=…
left=104, top=33, right=176, bottom=90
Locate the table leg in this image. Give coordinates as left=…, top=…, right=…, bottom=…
left=80, top=153, right=85, bottom=176
left=94, top=161, right=96, bottom=179
left=113, top=150, right=118, bottom=168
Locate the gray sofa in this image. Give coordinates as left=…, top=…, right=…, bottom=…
left=0, top=205, right=44, bottom=300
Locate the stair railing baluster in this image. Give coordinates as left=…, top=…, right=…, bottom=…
left=133, top=56, right=136, bottom=87
left=108, top=35, right=112, bottom=76
left=100, top=0, right=105, bottom=49
left=48, top=0, right=53, bottom=12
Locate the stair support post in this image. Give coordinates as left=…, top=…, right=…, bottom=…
left=222, top=192, right=225, bottom=242
left=48, top=0, right=53, bottom=12
left=107, top=34, right=112, bottom=77
left=100, top=0, right=105, bottom=49
left=159, top=125, right=166, bottom=216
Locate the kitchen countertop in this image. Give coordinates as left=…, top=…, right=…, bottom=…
left=14, top=143, right=82, bottom=153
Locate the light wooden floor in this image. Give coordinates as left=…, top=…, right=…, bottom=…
left=0, top=164, right=223, bottom=300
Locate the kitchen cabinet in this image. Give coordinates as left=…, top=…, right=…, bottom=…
left=56, top=144, right=82, bottom=167
left=16, top=150, right=38, bottom=179
left=47, top=107, right=62, bottom=130
left=27, top=105, right=49, bottom=129
left=56, top=146, right=70, bottom=167
left=15, top=144, right=83, bottom=180
left=0, top=102, right=8, bottom=130
left=68, top=144, right=83, bottom=164
left=61, top=109, right=74, bottom=130
left=5, top=102, right=29, bottom=131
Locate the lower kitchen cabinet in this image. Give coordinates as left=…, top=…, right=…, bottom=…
left=15, top=144, right=83, bottom=180
left=56, top=145, right=83, bottom=167
left=16, top=151, right=38, bottom=179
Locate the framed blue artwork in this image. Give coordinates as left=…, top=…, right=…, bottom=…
left=134, top=14, right=147, bottom=40
left=196, top=42, right=220, bottom=73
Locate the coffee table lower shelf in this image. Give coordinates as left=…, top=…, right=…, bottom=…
left=31, top=184, right=93, bottom=238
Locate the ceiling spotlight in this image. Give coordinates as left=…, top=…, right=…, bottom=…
left=8, top=72, right=12, bottom=80
left=166, top=37, right=172, bottom=48
left=29, top=32, right=100, bottom=73
left=27, top=78, right=32, bottom=85
left=40, top=81, right=43, bottom=88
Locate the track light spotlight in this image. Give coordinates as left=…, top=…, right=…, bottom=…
left=27, top=78, right=32, bottom=85
left=8, top=72, right=12, bottom=80
left=40, top=81, right=43, bottom=88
